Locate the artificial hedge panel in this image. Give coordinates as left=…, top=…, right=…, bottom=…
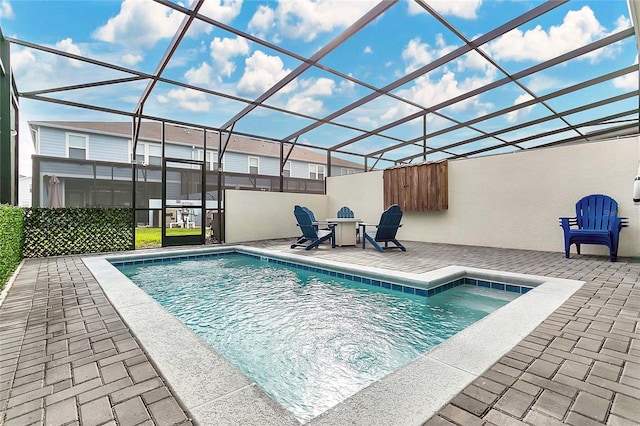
left=0, top=205, right=24, bottom=289
left=23, top=208, right=134, bottom=257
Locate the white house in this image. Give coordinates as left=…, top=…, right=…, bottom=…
left=28, top=121, right=364, bottom=222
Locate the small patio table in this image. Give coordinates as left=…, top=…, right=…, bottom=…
left=325, top=217, right=361, bottom=246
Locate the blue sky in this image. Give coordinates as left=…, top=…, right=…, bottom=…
left=0, top=0, right=637, bottom=173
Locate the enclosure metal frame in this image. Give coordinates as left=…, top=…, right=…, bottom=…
left=4, top=0, right=640, bottom=242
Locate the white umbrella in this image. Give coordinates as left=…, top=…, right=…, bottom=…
left=46, top=175, right=62, bottom=208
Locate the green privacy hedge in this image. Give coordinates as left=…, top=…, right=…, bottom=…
left=23, top=207, right=134, bottom=257
left=0, top=205, right=24, bottom=290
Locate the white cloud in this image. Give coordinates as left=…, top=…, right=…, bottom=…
left=121, top=53, right=143, bottom=66
left=379, top=35, right=496, bottom=123
left=364, top=46, right=373, bottom=54
left=10, top=49, right=37, bottom=74
left=613, top=15, right=631, bottom=32
left=337, top=78, right=356, bottom=94
left=237, top=50, right=291, bottom=95
left=613, top=57, right=639, bottom=90
left=286, top=96, right=324, bottom=114
left=93, top=0, right=184, bottom=48
left=408, top=0, right=482, bottom=19
left=0, top=0, right=14, bottom=19
left=93, top=0, right=242, bottom=50
left=156, top=88, right=210, bottom=112
left=401, top=35, right=459, bottom=74
left=196, top=0, right=243, bottom=26
left=185, top=62, right=214, bottom=86
left=524, top=75, right=564, bottom=93
left=488, top=6, right=619, bottom=64
left=248, top=0, right=378, bottom=42
left=283, top=77, right=336, bottom=114
left=186, top=0, right=243, bottom=37
left=210, top=36, right=250, bottom=78
left=387, top=68, right=496, bottom=122
left=248, top=5, right=275, bottom=39
left=505, top=93, right=535, bottom=123
left=613, top=71, right=638, bottom=90
left=456, top=50, right=490, bottom=72
left=356, top=115, right=379, bottom=128
left=402, top=38, right=434, bottom=73
left=55, top=38, right=83, bottom=67
left=300, top=77, right=335, bottom=97
left=54, top=38, right=80, bottom=56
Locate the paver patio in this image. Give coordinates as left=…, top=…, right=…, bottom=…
left=1, top=240, right=639, bottom=425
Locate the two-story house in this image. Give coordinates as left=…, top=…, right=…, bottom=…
left=29, top=121, right=364, bottom=229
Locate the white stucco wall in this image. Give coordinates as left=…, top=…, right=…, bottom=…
left=225, top=136, right=640, bottom=258
left=326, top=171, right=385, bottom=223
left=224, top=190, right=329, bottom=243
left=324, top=137, right=639, bottom=257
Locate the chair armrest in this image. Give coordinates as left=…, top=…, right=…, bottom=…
left=358, top=222, right=377, bottom=227
left=358, top=223, right=377, bottom=233
left=313, top=220, right=337, bottom=229
left=609, top=217, right=629, bottom=230
left=559, top=217, right=576, bottom=230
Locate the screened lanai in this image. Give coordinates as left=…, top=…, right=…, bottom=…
left=2, top=0, right=640, bottom=246
left=3, top=3, right=640, bottom=425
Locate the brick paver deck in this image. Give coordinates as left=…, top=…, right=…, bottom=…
left=1, top=240, right=638, bottom=425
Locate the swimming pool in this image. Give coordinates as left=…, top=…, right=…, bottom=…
left=114, top=252, right=522, bottom=422
left=83, top=246, right=584, bottom=425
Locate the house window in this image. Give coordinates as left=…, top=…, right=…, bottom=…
left=282, top=161, right=291, bottom=177
left=212, top=154, right=222, bottom=171
left=309, top=164, right=325, bottom=180
left=148, top=145, right=161, bottom=166
left=131, top=142, right=161, bottom=166
left=249, top=156, right=259, bottom=174
left=197, top=150, right=223, bottom=171
left=341, top=168, right=355, bottom=175
left=67, top=134, right=87, bottom=159
left=134, top=144, right=145, bottom=164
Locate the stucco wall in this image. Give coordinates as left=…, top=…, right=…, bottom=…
left=225, top=136, right=640, bottom=258
left=326, top=171, right=385, bottom=223
left=225, top=190, right=329, bottom=243
left=324, top=137, right=639, bottom=257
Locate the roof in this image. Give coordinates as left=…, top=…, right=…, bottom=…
left=29, top=121, right=362, bottom=169
left=5, top=0, right=640, bottom=167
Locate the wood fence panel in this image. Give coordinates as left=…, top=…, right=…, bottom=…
left=383, top=160, right=448, bottom=211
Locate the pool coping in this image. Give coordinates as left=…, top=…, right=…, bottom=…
left=82, top=245, right=584, bottom=426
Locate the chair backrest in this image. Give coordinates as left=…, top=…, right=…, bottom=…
left=294, top=205, right=319, bottom=239
left=575, top=194, right=619, bottom=230
left=337, top=206, right=354, bottom=218
left=375, top=204, right=403, bottom=240
left=302, top=207, right=317, bottom=222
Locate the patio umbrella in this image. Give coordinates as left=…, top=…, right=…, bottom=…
left=46, top=175, right=62, bottom=208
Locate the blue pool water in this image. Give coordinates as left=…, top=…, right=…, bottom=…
left=116, top=253, right=521, bottom=422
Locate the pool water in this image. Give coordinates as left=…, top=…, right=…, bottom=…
left=116, top=254, right=519, bottom=422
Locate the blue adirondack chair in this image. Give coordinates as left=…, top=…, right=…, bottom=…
left=337, top=206, right=354, bottom=218
left=300, top=206, right=333, bottom=232
left=359, top=204, right=406, bottom=252
left=291, top=205, right=335, bottom=250
left=559, top=194, right=628, bottom=262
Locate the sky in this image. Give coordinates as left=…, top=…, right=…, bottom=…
left=0, top=0, right=638, bottom=175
